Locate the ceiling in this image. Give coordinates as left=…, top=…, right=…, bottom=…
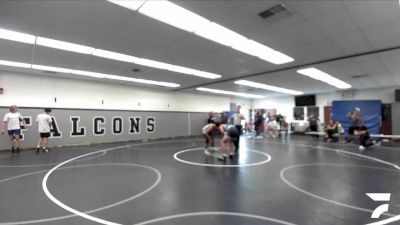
left=0, top=0, right=399, bottom=97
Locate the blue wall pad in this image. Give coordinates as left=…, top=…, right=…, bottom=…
left=332, top=100, right=382, bottom=135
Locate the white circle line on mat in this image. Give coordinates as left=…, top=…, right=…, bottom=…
left=261, top=140, right=400, bottom=225
left=173, top=148, right=271, bottom=167
left=133, top=211, right=296, bottom=225
left=0, top=163, right=161, bottom=225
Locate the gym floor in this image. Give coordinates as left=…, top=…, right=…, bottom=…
left=0, top=135, right=399, bottom=225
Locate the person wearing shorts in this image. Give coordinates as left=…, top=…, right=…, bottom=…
left=36, top=108, right=52, bottom=153
left=230, top=105, right=245, bottom=152
left=1, top=105, right=25, bottom=153
left=219, top=124, right=239, bottom=160
left=203, top=123, right=217, bottom=154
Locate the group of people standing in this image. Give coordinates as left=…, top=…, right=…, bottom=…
left=202, top=105, right=245, bottom=160
left=254, top=112, right=289, bottom=138
left=1, top=105, right=53, bottom=153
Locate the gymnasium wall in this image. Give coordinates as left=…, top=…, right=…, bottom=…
left=0, top=70, right=253, bottom=150
left=0, top=71, right=252, bottom=113
left=0, top=107, right=208, bottom=150
left=253, top=86, right=399, bottom=125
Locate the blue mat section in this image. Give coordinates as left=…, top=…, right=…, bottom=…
left=332, top=100, right=381, bottom=135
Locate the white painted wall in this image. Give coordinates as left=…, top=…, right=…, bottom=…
left=253, top=87, right=399, bottom=123
left=0, top=71, right=251, bottom=113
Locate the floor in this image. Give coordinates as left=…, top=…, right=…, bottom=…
left=0, top=135, right=399, bottom=225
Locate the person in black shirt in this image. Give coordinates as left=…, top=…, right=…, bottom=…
left=254, top=111, right=263, bottom=137
left=354, top=120, right=373, bottom=151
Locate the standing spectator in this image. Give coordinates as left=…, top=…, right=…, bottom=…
left=279, top=117, right=289, bottom=138
left=36, top=108, right=53, bottom=153
left=1, top=105, right=26, bottom=153
left=254, top=111, right=263, bottom=137
left=308, top=113, right=319, bottom=139
left=230, top=105, right=245, bottom=152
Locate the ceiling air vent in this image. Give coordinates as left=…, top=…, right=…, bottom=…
left=351, top=74, right=369, bottom=79
left=43, top=70, right=57, bottom=74
left=132, top=68, right=141, bottom=73
left=258, top=4, right=292, bottom=20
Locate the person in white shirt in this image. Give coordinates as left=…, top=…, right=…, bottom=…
left=229, top=105, right=245, bottom=152
left=36, top=108, right=52, bottom=153
left=1, top=105, right=26, bottom=153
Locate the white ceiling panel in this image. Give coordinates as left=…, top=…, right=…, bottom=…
left=344, top=1, right=400, bottom=29
left=301, top=39, right=344, bottom=60
left=361, top=21, right=400, bottom=50
left=328, top=30, right=372, bottom=54
left=0, top=39, right=33, bottom=63
left=285, top=1, right=345, bottom=19
left=308, top=9, right=358, bottom=37
left=33, top=46, right=90, bottom=69
left=378, top=50, right=400, bottom=85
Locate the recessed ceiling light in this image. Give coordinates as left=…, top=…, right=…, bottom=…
left=0, top=26, right=222, bottom=80
left=92, top=49, right=140, bottom=63
left=138, top=1, right=210, bottom=33
left=194, top=22, right=248, bottom=47
left=296, top=67, right=352, bottom=89
left=32, top=64, right=72, bottom=74
left=71, top=70, right=107, bottom=78
left=36, top=37, right=95, bottom=54
left=0, top=28, right=36, bottom=44
left=1, top=59, right=179, bottom=88
left=196, top=87, right=265, bottom=98
left=94, top=49, right=221, bottom=79
left=234, top=80, right=303, bottom=95
left=0, top=60, right=31, bottom=68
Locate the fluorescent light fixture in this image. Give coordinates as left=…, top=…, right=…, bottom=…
left=234, top=80, right=303, bottom=95
left=71, top=70, right=107, bottom=78
left=0, top=28, right=36, bottom=44
left=135, top=60, right=222, bottom=79
left=0, top=60, right=31, bottom=68
left=192, top=71, right=221, bottom=79
left=138, top=1, right=210, bottom=33
left=258, top=50, right=294, bottom=65
left=232, top=39, right=274, bottom=57
left=194, top=22, right=247, bottom=47
left=32, top=64, right=72, bottom=73
left=135, top=58, right=175, bottom=71
left=107, top=0, right=146, bottom=11
left=104, top=74, right=180, bottom=87
left=130, top=78, right=180, bottom=87
left=0, top=26, right=221, bottom=80
left=92, top=49, right=140, bottom=63
left=0, top=59, right=179, bottom=87
left=196, top=87, right=265, bottom=99
left=297, top=67, right=352, bottom=89
left=36, top=37, right=95, bottom=54
left=93, top=50, right=221, bottom=79
left=232, top=40, right=294, bottom=64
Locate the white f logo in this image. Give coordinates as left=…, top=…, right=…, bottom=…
left=366, top=193, right=391, bottom=219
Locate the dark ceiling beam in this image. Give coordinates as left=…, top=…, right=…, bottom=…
left=174, top=45, right=400, bottom=91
